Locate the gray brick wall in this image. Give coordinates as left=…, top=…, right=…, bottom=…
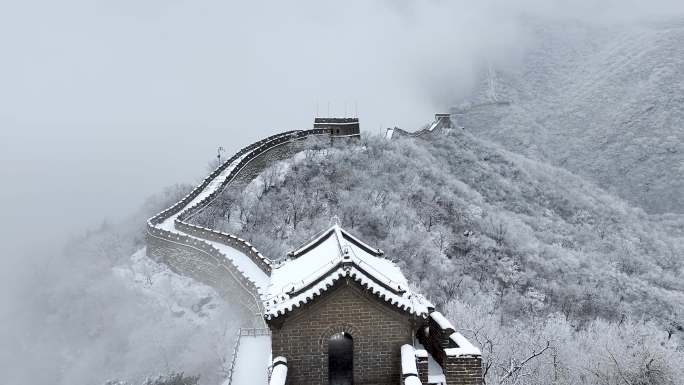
left=146, top=232, right=260, bottom=325
left=443, top=356, right=483, bottom=385
left=415, top=351, right=429, bottom=384
left=422, top=313, right=483, bottom=385
left=230, top=140, right=305, bottom=185
left=269, top=279, right=419, bottom=385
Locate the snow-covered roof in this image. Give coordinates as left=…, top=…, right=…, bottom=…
left=263, top=224, right=433, bottom=320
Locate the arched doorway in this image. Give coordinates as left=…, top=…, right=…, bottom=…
left=328, top=332, right=353, bottom=385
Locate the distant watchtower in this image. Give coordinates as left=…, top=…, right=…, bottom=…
left=433, top=113, right=452, bottom=130
left=314, top=117, right=361, bottom=139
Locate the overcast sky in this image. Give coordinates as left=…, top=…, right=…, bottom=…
left=2, top=0, right=683, bottom=258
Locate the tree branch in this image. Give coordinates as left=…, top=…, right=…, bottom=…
left=607, top=347, right=632, bottom=385
left=499, top=341, right=551, bottom=384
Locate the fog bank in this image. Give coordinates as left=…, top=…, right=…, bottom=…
left=2, top=0, right=684, bottom=256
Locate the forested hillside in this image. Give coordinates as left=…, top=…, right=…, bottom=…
left=457, top=19, right=684, bottom=214
left=191, top=130, right=684, bottom=384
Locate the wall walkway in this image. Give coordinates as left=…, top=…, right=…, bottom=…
left=146, top=129, right=330, bottom=323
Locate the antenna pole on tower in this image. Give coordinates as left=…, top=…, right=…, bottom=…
left=217, top=146, right=225, bottom=164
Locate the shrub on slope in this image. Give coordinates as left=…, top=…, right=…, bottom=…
left=191, top=131, right=684, bottom=384
left=193, top=132, right=684, bottom=330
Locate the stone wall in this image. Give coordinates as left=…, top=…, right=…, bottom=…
left=174, top=221, right=272, bottom=274
left=146, top=129, right=332, bottom=326
left=269, top=279, right=418, bottom=385
left=229, top=140, right=307, bottom=185
left=313, top=118, right=360, bottom=138
left=419, top=313, right=483, bottom=385
left=146, top=231, right=258, bottom=322
left=414, top=349, right=428, bottom=384
left=443, top=356, right=483, bottom=385
left=148, top=130, right=300, bottom=228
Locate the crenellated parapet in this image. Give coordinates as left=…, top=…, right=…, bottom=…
left=418, top=311, right=483, bottom=385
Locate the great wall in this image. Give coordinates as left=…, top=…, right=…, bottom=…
left=145, top=115, right=444, bottom=321
left=145, top=115, right=482, bottom=385
left=146, top=128, right=334, bottom=322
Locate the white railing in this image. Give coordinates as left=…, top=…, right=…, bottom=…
left=239, top=327, right=271, bottom=337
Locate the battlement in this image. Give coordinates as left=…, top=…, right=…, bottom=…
left=314, top=117, right=359, bottom=124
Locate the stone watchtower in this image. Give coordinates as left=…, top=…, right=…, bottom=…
left=314, top=117, right=361, bottom=138
left=432, top=113, right=452, bottom=130
left=262, top=224, right=483, bottom=385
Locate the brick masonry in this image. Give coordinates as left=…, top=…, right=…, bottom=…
left=269, top=278, right=421, bottom=385
left=146, top=232, right=257, bottom=323
left=443, top=356, right=483, bottom=385
left=419, top=313, right=483, bottom=385
left=415, top=351, right=429, bottom=384
left=230, top=140, right=306, bottom=185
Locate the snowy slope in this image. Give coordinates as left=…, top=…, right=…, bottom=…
left=200, top=130, right=684, bottom=329
left=114, top=249, right=230, bottom=325
left=458, top=19, right=684, bottom=214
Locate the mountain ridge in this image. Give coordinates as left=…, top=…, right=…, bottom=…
left=456, top=19, right=684, bottom=214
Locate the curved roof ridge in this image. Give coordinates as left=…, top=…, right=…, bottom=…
left=339, top=226, right=384, bottom=256
left=288, top=225, right=338, bottom=258
left=264, top=266, right=433, bottom=320
left=265, top=224, right=434, bottom=321
left=289, top=223, right=382, bottom=259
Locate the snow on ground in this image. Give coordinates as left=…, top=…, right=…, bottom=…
left=214, top=243, right=270, bottom=290
left=113, top=248, right=224, bottom=325
left=228, top=335, right=272, bottom=385
left=427, top=356, right=446, bottom=385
